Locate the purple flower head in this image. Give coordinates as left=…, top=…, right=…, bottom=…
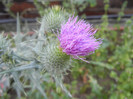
left=58, top=16, right=102, bottom=58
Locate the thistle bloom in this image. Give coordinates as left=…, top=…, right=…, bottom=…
left=58, top=16, right=102, bottom=58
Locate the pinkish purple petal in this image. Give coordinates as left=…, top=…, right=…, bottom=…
left=58, top=16, right=102, bottom=57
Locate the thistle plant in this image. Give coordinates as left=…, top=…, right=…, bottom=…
left=0, top=7, right=102, bottom=98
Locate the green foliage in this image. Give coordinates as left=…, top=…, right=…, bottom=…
left=33, top=0, right=50, bottom=17
left=0, top=0, right=133, bottom=99
left=2, top=0, right=16, bottom=18
left=33, top=0, right=97, bottom=18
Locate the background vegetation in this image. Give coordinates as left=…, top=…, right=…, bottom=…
left=0, top=0, right=133, bottom=99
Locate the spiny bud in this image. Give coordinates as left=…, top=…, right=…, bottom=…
left=42, top=6, right=70, bottom=33
left=39, top=42, right=71, bottom=77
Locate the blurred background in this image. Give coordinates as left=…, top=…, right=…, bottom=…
left=0, top=0, right=133, bottom=31
left=0, top=0, right=133, bottom=99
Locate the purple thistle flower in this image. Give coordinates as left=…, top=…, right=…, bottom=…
left=58, top=16, right=102, bottom=59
